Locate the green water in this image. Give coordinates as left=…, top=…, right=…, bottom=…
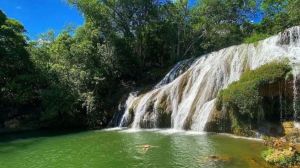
left=0, top=129, right=269, bottom=168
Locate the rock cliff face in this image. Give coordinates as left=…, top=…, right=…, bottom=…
left=117, top=26, right=300, bottom=135
left=206, top=77, right=298, bottom=136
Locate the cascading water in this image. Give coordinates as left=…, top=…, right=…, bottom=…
left=282, top=26, right=300, bottom=128
left=293, top=69, right=300, bottom=128
left=118, top=92, right=138, bottom=127
left=118, top=26, right=300, bottom=131
left=155, top=58, right=195, bottom=89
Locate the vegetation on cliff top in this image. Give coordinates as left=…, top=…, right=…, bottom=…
left=216, top=60, right=292, bottom=136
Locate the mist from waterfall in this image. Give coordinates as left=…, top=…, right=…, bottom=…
left=119, top=26, right=300, bottom=131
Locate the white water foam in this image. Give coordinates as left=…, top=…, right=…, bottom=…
left=119, top=26, right=300, bottom=131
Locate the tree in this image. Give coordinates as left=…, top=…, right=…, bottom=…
left=1, top=0, right=299, bottom=130
left=191, top=0, right=258, bottom=52
left=0, top=10, right=43, bottom=129
left=259, top=0, right=300, bottom=34
left=0, top=10, right=32, bottom=105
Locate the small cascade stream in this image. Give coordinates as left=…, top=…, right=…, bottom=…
left=118, top=92, right=138, bottom=127
left=117, top=26, right=300, bottom=131
left=293, top=66, right=300, bottom=128
left=155, top=58, right=195, bottom=89
left=286, top=26, right=300, bottom=128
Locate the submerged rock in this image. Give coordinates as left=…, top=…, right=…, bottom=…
left=206, top=155, right=232, bottom=162
left=196, top=154, right=232, bottom=165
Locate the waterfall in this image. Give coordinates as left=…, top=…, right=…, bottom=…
left=293, top=70, right=299, bottom=125
left=285, top=79, right=288, bottom=120
left=119, top=92, right=138, bottom=127
left=284, top=26, right=300, bottom=128
left=155, top=58, right=195, bottom=89
left=118, top=26, right=300, bottom=131
left=190, top=100, right=216, bottom=131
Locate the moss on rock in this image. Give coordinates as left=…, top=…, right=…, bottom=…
left=216, top=60, right=292, bottom=136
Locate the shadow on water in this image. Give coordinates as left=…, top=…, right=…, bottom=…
left=0, top=129, right=87, bottom=143
left=0, top=129, right=90, bottom=154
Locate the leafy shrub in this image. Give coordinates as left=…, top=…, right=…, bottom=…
left=262, top=148, right=300, bottom=167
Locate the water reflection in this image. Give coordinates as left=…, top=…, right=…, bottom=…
left=0, top=129, right=269, bottom=168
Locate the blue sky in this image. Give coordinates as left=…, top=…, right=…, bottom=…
left=0, top=0, right=261, bottom=40
left=0, top=0, right=196, bottom=40
left=0, top=0, right=84, bottom=39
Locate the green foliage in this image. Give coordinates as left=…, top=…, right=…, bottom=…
left=28, top=24, right=118, bottom=128
left=287, top=0, right=300, bottom=25
left=1, top=0, right=300, bottom=130
left=261, top=0, right=288, bottom=18
left=259, top=0, right=300, bottom=35
left=40, top=85, right=77, bottom=119
left=239, top=60, right=291, bottom=83
left=0, top=12, right=31, bottom=105
left=0, top=19, right=114, bottom=129
left=244, top=33, right=270, bottom=44
left=261, top=148, right=275, bottom=159
left=0, top=10, right=47, bottom=130
left=262, top=148, right=300, bottom=167
left=217, top=61, right=292, bottom=134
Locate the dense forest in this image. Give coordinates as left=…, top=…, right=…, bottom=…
left=1, top=0, right=300, bottom=131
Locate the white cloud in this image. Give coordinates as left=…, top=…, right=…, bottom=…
left=16, top=6, right=22, bottom=10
